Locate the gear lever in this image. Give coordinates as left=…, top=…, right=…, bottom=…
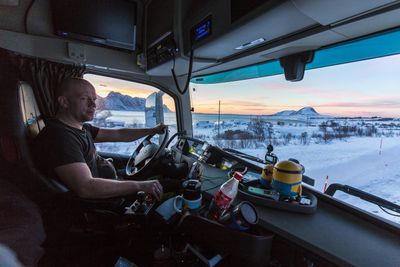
left=125, top=191, right=154, bottom=215
left=137, top=191, right=146, bottom=204
left=137, top=191, right=147, bottom=212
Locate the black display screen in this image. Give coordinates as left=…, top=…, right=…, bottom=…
left=51, top=0, right=136, bottom=51
left=192, top=16, right=212, bottom=44
left=146, top=0, right=174, bottom=47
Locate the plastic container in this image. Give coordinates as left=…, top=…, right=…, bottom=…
left=208, top=171, right=243, bottom=221
left=177, top=214, right=273, bottom=267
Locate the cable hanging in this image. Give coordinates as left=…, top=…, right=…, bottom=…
left=171, top=39, right=194, bottom=95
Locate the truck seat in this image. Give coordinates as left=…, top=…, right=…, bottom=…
left=0, top=80, right=68, bottom=199
left=16, top=81, right=69, bottom=194
left=18, top=81, right=45, bottom=140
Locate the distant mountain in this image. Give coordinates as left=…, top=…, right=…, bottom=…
left=96, top=92, right=171, bottom=112
left=293, top=107, right=319, bottom=116
left=272, top=107, right=320, bottom=116
left=274, top=110, right=297, bottom=116
left=96, top=92, right=145, bottom=111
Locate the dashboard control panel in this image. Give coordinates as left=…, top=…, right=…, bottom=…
left=171, top=137, right=262, bottom=177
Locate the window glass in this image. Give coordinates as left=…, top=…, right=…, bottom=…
left=84, top=74, right=177, bottom=155
left=190, top=54, right=400, bottom=224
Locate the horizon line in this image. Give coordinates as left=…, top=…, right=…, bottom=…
left=192, top=112, right=399, bottom=119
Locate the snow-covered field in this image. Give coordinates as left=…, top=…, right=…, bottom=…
left=94, top=111, right=400, bottom=224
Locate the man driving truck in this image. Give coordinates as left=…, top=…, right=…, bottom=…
left=33, top=77, right=166, bottom=200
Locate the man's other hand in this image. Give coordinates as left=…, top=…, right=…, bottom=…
left=153, top=123, right=167, bottom=134
left=138, top=180, right=163, bottom=201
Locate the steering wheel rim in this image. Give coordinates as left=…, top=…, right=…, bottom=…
left=125, top=128, right=169, bottom=177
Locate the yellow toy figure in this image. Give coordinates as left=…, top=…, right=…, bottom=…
left=271, top=160, right=303, bottom=199
left=260, top=164, right=274, bottom=186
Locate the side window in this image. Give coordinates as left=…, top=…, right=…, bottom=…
left=84, top=74, right=177, bottom=155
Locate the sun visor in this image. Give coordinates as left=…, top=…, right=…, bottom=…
left=291, top=0, right=398, bottom=26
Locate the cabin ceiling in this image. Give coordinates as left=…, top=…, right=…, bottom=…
left=0, top=0, right=400, bottom=78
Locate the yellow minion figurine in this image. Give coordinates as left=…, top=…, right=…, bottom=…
left=271, top=160, right=303, bottom=198
left=260, top=164, right=274, bottom=186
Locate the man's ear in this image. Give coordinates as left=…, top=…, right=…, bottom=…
left=57, top=96, right=69, bottom=109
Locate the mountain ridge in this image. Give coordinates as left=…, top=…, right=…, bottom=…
left=272, top=107, right=320, bottom=116
left=96, top=92, right=171, bottom=112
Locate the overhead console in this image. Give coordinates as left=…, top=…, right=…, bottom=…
left=144, top=0, right=400, bottom=77
left=145, top=0, right=318, bottom=76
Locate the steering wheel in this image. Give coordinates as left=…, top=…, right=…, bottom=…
left=125, top=127, right=169, bottom=177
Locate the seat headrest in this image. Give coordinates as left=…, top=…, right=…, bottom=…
left=17, top=82, right=45, bottom=139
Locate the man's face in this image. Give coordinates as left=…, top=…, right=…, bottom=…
left=61, top=82, right=97, bottom=123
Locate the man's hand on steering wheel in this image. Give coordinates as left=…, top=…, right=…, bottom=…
left=152, top=123, right=167, bottom=135
left=138, top=180, right=163, bottom=201
left=125, top=124, right=169, bottom=177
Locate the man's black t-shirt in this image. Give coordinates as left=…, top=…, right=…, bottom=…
left=33, top=119, right=101, bottom=180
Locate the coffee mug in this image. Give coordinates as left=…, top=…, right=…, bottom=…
left=173, top=194, right=202, bottom=213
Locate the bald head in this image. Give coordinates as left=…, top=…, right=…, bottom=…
left=56, top=77, right=94, bottom=99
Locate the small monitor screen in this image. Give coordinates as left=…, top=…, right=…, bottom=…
left=51, top=0, right=136, bottom=51
left=192, top=16, right=212, bottom=44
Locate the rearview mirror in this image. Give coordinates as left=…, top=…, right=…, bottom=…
left=145, top=92, right=164, bottom=128
left=279, top=51, right=314, bottom=82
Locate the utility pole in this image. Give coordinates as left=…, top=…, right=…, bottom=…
left=218, top=100, right=221, bottom=138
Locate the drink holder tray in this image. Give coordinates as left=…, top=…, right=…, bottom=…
left=238, top=183, right=317, bottom=214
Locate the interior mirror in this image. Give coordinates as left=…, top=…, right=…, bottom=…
left=279, top=51, right=314, bottom=82
left=145, top=92, right=164, bottom=128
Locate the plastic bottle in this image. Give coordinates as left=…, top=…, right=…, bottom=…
left=208, top=171, right=243, bottom=221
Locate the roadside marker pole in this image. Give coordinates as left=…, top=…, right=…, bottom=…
left=323, top=176, right=329, bottom=193
left=379, top=138, right=383, bottom=155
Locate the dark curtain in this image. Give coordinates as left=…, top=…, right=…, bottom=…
left=0, top=47, right=85, bottom=118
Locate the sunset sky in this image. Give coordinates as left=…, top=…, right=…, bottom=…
left=85, top=54, right=400, bottom=118
left=191, top=54, right=400, bottom=117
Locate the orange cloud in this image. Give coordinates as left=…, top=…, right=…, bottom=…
left=85, top=74, right=157, bottom=98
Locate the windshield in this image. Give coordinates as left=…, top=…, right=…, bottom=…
left=190, top=30, right=400, bottom=225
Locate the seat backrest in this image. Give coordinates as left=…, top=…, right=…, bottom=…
left=13, top=81, right=69, bottom=194
left=17, top=81, right=45, bottom=140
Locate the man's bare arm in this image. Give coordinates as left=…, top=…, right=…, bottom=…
left=94, top=124, right=166, bottom=143
left=54, top=163, right=163, bottom=200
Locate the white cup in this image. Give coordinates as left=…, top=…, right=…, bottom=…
left=173, top=194, right=202, bottom=213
